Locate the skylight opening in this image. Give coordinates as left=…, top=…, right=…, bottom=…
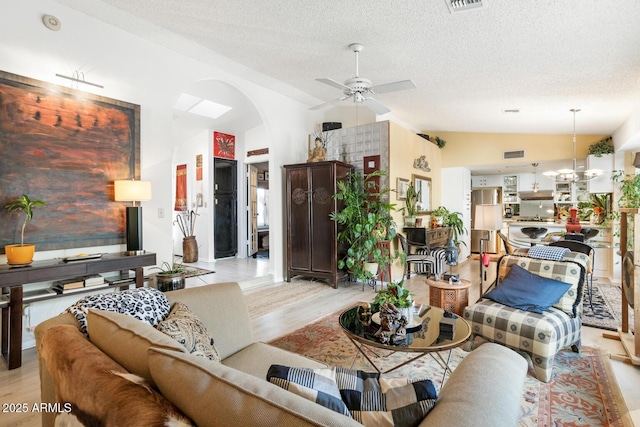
left=175, top=93, right=232, bottom=119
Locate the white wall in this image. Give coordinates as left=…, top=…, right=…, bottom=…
left=0, top=0, right=320, bottom=348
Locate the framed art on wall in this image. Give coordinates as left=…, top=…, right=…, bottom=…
left=396, top=178, right=409, bottom=200
left=0, top=70, right=140, bottom=252
left=213, top=131, right=236, bottom=159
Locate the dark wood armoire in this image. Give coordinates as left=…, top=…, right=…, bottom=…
left=284, top=161, right=352, bottom=288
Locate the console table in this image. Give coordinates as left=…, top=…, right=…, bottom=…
left=0, top=252, right=156, bottom=369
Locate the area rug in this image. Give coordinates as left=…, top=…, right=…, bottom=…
left=583, top=283, right=634, bottom=332
left=244, top=279, right=337, bottom=320
left=182, top=267, right=215, bottom=278
left=269, top=311, right=629, bottom=427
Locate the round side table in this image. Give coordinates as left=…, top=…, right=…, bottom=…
left=426, top=278, right=472, bottom=316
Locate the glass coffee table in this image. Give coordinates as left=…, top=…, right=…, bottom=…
left=339, top=304, right=471, bottom=380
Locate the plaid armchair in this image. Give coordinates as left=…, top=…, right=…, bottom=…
left=464, top=252, right=589, bottom=382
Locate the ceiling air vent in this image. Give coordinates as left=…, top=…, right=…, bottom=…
left=446, top=0, right=487, bottom=13
left=503, top=150, right=525, bottom=160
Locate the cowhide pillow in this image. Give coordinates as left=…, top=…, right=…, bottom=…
left=40, top=325, right=193, bottom=426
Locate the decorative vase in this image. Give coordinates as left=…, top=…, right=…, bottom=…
left=182, top=236, right=198, bottom=263
left=363, top=262, right=379, bottom=277
left=155, top=272, right=186, bottom=292
left=5, top=244, right=35, bottom=265
left=399, top=306, right=414, bottom=325
left=565, top=208, right=582, bottom=234
left=404, top=216, right=416, bottom=227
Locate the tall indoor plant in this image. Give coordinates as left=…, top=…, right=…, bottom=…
left=331, top=170, right=397, bottom=282
left=4, top=194, right=46, bottom=264
left=402, top=182, right=419, bottom=226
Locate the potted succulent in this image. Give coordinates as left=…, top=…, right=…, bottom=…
left=402, top=182, right=419, bottom=227
left=331, top=170, right=398, bottom=283
left=152, top=261, right=187, bottom=292
left=4, top=194, right=46, bottom=265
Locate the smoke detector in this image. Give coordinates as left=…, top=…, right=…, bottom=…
left=42, top=15, right=61, bottom=31
left=446, top=0, right=487, bottom=13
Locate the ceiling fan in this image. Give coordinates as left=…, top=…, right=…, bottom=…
left=310, top=43, right=416, bottom=115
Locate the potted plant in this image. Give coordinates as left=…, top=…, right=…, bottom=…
left=588, top=137, right=614, bottom=157
left=152, top=261, right=187, bottom=292
left=402, top=182, right=419, bottom=227
left=443, top=210, right=468, bottom=248
left=331, top=170, right=397, bottom=283
left=4, top=194, right=46, bottom=265
left=430, top=206, right=449, bottom=227
left=371, top=280, right=414, bottom=323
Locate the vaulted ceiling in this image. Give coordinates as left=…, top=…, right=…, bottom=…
left=56, top=0, right=640, bottom=138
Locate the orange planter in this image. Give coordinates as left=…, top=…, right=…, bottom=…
left=5, top=244, right=35, bottom=265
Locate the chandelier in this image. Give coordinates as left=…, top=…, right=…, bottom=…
left=543, top=109, right=602, bottom=182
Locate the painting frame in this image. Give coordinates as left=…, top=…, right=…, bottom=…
left=0, top=70, right=141, bottom=253
left=412, top=174, right=432, bottom=214
left=396, top=177, right=409, bottom=200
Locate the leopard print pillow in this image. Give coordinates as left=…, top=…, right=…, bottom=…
left=67, top=287, right=170, bottom=336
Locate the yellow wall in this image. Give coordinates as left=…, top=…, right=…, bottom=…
left=426, top=131, right=609, bottom=168
left=389, top=122, right=442, bottom=225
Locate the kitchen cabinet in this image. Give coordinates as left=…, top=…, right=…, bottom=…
left=587, top=154, right=614, bottom=193
left=503, top=175, right=518, bottom=203
left=518, top=172, right=554, bottom=192
left=472, top=175, right=502, bottom=188
left=284, top=161, right=352, bottom=288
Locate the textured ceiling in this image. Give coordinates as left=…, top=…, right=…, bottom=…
left=55, top=0, right=640, bottom=137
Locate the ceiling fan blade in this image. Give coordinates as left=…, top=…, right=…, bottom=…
left=362, top=97, right=390, bottom=115
left=316, top=78, right=351, bottom=91
left=309, top=95, right=351, bottom=110
left=370, top=79, right=416, bottom=94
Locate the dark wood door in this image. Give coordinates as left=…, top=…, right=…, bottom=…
left=288, top=167, right=311, bottom=271
left=310, top=163, right=335, bottom=273
left=214, top=158, right=237, bottom=258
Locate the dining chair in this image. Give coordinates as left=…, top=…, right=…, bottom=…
left=549, top=240, right=594, bottom=309
left=497, top=231, right=513, bottom=254
left=398, top=234, right=436, bottom=279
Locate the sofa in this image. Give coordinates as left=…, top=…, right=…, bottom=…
left=35, top=281, right=528, bottom=427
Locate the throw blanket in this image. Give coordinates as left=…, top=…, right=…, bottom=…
left=528, top=245, right=570, bottom=261
left=66, top=288, right=170, bottom=336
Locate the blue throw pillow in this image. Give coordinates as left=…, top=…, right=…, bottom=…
left=485, top=264, right=572, bottom=313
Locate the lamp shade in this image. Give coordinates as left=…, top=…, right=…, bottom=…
left=114, top=180, right=152, bottom=202
left=475, top=204, right=503, bottom=231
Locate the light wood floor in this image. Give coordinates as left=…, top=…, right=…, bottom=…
left=2, top=256, right=639, bottom=426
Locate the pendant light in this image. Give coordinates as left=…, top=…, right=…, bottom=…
left=543, top=109, right=602, bottom=182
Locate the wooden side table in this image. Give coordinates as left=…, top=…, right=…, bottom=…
left=426, top=278, right=472, bottom=316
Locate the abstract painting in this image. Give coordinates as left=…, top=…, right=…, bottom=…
left=0, top=70, right=140, bottom=253
left=213, top=131, right=235, bottom=159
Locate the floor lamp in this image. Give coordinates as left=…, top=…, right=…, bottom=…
left=115, top=180, right=152, bottom=256
left=474, top=204, right=503, bottom=290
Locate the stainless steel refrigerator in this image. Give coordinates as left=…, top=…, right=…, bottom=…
left=470, top=188, right=501, bottom=253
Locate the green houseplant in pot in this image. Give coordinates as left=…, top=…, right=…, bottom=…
left=4, top=194, right=46, bottom=265
left=331, top=170, right=397, bottom=283
left=443, top=210, right=468, bottom=248
left=152, top=261, right=187, bottom=292
left=402, top=182, right=419, bottom=227
left=371, top=280, right=414, bottom=323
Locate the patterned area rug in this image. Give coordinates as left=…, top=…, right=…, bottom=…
left=583, top=283, right=634, bottom=332
left=269, top=311, right=628, bottom=427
